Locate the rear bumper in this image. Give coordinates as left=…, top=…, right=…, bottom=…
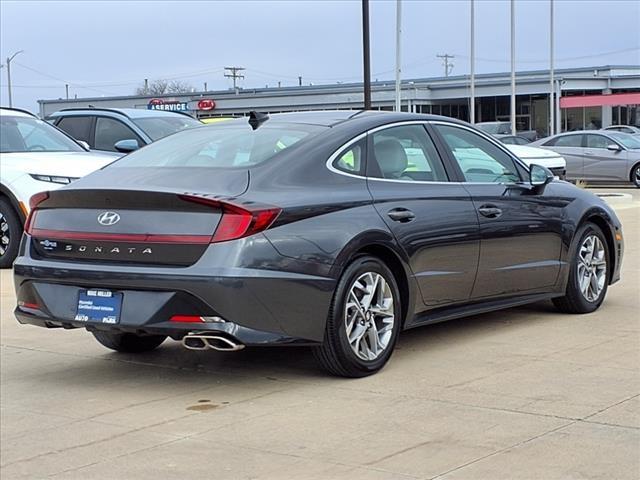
left=13, top=235, right=336, bottom=344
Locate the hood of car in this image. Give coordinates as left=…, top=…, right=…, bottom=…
left=0, top=151, right=115, bottom=178
left=505, top=144, right=566, bottom=168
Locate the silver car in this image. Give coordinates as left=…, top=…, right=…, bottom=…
left=532, top=131, right=640, bottom=188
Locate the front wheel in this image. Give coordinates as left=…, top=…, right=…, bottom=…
left=313, top=255, right=401, bottom=377
left=553, top=222, right=610, bottom=314
left=92, top=331, right=167, bottom=353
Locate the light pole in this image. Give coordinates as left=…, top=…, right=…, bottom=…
left=395, top=0, right=402, bottom=112
left=362, top=0, right=372, bottom=109
left=549, top=0, right=555, bottom=136
left=510, top=0, right=516, bottom=135
left=6, top=50, right=24, bottom=108
left=470, top=0, right=475, bottom=124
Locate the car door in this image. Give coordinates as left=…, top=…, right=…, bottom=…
left=583, top=134, right=628, bottom=182
left=365, top=123, right=480, bottom=307
left=543, top=134, right=584, bottom=181
left=432, top=122, right=564, bottom=299
left=94, top=116, right=143, bottom=152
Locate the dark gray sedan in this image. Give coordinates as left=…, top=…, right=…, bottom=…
left=532, top=131, right=640, bottom=187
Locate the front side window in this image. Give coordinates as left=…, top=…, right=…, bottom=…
left=95, top=117, right=142, bottom=152
left=0, top=115, right=84, bottom=153
left=586, top=135, right=610, bottom=149
left=369, top=125, right=448, bottom=182
left=435, top=124, right=520, bottom=184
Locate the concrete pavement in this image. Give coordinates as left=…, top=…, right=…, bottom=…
left=1, top=187, right=638, bottom=479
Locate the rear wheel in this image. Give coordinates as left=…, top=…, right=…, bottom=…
left=92, top=331, right=167, bottom=353
left=632, top=164, right=640, bottom=188
left=313, top=255, right=401, bottom=377
left=553, top=222, right=610, bottom=314
left=0, top=198, right=22, bottom=269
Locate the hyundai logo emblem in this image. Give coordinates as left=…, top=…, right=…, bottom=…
left=97, top=211, right=121, bottom=226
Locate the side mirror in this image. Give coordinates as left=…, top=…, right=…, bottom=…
left=114, top=139, right=140, bottom=153
left=530, top=164, right=554, bottom=188
left=77, top=140, right=90, bottom=150
left=607, top=144, right=622, bottom=152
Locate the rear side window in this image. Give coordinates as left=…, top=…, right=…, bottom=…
left=369, top=125, right=448, bottom=182
left=95, top=117, right=142, bottom=151
left=56, top=116, right=93, bottom=144
left=547, top=135, right=583, bottom=147
left=111, top=122, right=325, bottom=168
left=333, top=139, right=365, bottom=175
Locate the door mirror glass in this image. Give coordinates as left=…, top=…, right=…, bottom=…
left=607, top=143, right=622, bottom=152
left=114, top=139, right=140, bottom=153
left=530, top=164, right=554, bottom=187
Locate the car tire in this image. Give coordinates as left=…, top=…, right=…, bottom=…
left=0, top=198, right=22, bottom=269
left=92, top=331, right=167, bottom=353
left=632, top=163, right=640, bottom=188
left=553, top=222, right=610, bottom=314
left=313, top=255, right=401, bottom=377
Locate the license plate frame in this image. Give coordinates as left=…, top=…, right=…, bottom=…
left=75, top=289, right=123, bottom=325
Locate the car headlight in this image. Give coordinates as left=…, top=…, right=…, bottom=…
left=30, top=174, right=79, bottom=184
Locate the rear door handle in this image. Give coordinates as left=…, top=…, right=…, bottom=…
left=477, top=205, right=502, bottom=218
left=387, top=208, right=415, bottom=223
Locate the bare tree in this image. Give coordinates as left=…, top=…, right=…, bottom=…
left=136, top=79, right=193, bottom=96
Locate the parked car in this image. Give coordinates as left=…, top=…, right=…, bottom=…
left=602, top=125, right=640, bottom=136
left=0, top=107, right=115, bottom=268
left=499, top=135, right=531, bottom=145
left=47, top=108, right=202, bottom=154
left=476, top=121, right=537, bottom=142
left=14, top=111, right=624, bottom=377
left=532, top=131, right=640, bottom=187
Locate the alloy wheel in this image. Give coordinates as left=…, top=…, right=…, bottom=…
left=0, top=212, right=10, bottom=258
left=344, top=272, right=395, bottom=361
left=634, top=166, right=640, bottom=187
left=577, top=234, right=607, bottom=302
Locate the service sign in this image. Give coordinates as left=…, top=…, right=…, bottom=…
left=147, top=99, right=189, bottom=112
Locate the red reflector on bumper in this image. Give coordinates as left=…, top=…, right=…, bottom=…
left=170, top=315, right=204, bottom=323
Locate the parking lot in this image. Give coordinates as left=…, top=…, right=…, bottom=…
left=1, top=187, right=638, bottom=480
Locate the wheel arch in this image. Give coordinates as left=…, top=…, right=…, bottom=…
left=0, top=184, right=26, bottom=224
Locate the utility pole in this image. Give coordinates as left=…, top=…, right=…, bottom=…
left=394, top=0, right=402, bottom=112
left=510, top=0, right=517, bottom=136
left=224, top=66, right=245, bottom=93
left=65, top=84, right=69, bottom=100
left=362, top=0, right=372, bottom=109
left=549, top=0, right=555, bottom=136
left=437, top=54, right=454, bottom=77
left=470, top=0, right=475, bottom=124
left=6, top=50, right=24, bottom=108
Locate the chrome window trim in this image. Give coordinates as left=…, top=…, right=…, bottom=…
left=325, top=119, right=532, bottom=186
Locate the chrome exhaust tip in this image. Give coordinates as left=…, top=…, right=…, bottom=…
left=181, top=333, right=245, bottom=352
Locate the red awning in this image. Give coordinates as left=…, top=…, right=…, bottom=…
left=560, top=93, right=640, bottom=109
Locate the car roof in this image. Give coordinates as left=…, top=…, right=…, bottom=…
left=0, top=107, right=37, bottom=118
left=48, top=107, right=194, bottom=119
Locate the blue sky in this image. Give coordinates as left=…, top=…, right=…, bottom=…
left=1, top=0, right=639, bottom=111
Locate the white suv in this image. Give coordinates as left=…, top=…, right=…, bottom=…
left=0, top=108, right=114, bottom=267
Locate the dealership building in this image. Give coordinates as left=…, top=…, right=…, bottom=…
left=39, top=65, right=640, bottom=137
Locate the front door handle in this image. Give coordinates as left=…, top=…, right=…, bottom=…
left=478, top=205, right=502, bottom=218
left=387, top=208, right=415, bottom=223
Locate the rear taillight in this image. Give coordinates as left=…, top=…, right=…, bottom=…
left=24, top=191, right=49, bottom=234
left=179, top=195, right=281, bottom=243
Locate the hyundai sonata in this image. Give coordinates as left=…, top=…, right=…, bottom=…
left=14, top=111, right=624, bottom=377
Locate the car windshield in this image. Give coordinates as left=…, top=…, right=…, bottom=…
left=0, top=115, right=84, bottom=153
left=477, top=123, right=510, bottom=135
left=132, top=116, right=202, bottom=141
left=608, top=132, right=640, bottom=149
left=111, top=122, right=325, bottom=168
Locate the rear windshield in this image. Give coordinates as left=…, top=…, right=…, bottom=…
left=132, top=116, right=202, bottom=141
left=111, top=123, right=325, bottom=168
